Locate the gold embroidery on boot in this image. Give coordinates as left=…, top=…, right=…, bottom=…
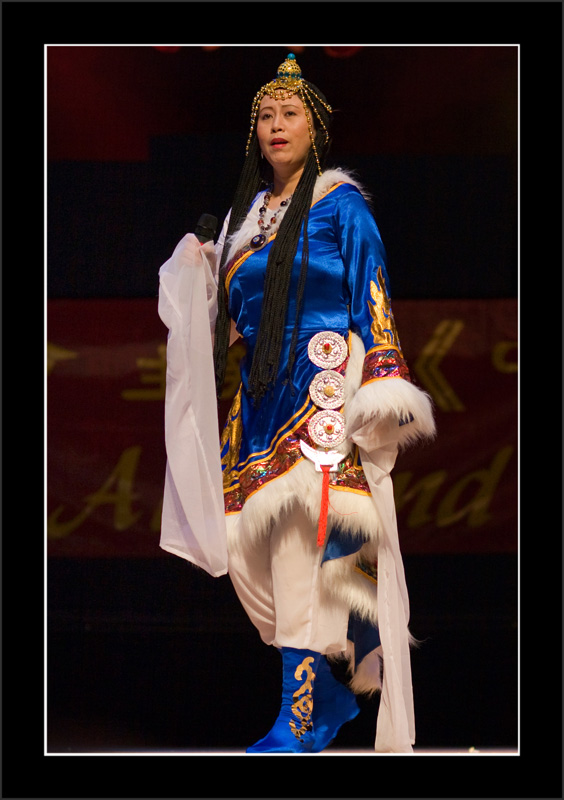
left=289, top=656, right=316, bottom=739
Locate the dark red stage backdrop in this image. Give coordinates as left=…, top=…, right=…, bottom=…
left=47, top=45, right=517, bottom=161
left=47, top=297, right=517, bottom=558
left=46, top=45, right=518, bottom=559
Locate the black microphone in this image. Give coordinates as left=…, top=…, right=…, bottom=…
left=194, top=213, right=218, bottom=244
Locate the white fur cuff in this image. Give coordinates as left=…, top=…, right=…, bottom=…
left=347, top=376, right=436, bottom=450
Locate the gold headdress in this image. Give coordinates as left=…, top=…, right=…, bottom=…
left=246, top=53, right=332, bottom=175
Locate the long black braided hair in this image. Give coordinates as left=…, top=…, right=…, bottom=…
left=213, top=80, right=333, bottom=407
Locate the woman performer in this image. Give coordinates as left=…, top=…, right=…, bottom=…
left=158, top=52, right=435, bottom=754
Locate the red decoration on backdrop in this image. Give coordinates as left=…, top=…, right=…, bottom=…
left=47, top=298, right=517, bottom=559
left=152, top=46, right=364, bottom=57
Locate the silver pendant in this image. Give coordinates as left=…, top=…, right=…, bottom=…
left=308, top=409, right=347, bottom=448
left=308, top=331, right=348, bottom=370
left=308, top=370, right=345, bottom=410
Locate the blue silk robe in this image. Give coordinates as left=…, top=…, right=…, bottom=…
left=220, top=180, right=410, bottom=520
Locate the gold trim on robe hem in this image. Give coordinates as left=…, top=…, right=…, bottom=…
left=233, top=397, right=313, bottom=474
left=223, top=411, right=372, bottom=516
left=355, top=558, right=378, bottom=584
left=224, top=409, right=313, bottom=515
left=328, top=447, right=372, bottom=495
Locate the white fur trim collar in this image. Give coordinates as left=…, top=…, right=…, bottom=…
left=311, top=167, right=370, bottom=204
left=223, top=167, right=369, bottom=264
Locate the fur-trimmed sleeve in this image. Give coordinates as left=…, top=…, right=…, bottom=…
left=334, top=187, right=436, bottom=450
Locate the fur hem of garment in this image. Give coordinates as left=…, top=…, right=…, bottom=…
left=319, top=542, right=379, bottom=625
left=329, top=643, right=383, bottom=695
left=329, top=634, right=417, bottom=696
left=225, top=460, right=381, bottom=551
left=349, top=646, right=383, bottom=694
left=226, top=491, right=384, bottom=694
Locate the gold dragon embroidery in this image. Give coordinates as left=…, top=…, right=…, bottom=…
left=220, top=385, right=243, bottom=484
left=368, top=266, right=400, bottom=348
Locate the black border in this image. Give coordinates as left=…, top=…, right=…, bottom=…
left=2, top=1, right=562, bottom=798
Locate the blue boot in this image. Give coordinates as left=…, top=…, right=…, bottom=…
left=246, top=647, right=320, bottom=753
left=311, top=656, right=360, bottom=752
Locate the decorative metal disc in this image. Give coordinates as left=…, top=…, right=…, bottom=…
left=308, top=331, right=348, bottom=369
left=308, top=370, right=345, bottom=410
left=308, top=409, right=347, bottom=448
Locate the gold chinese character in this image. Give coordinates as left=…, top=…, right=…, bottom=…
left=121, top=344, right=166, bottom=401
left=47, top=342, right=78, bottom=375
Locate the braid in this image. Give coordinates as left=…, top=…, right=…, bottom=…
left=214, top=80, right=333, bottom=406
left=213, top=135, right=263, bottom=396
left=246, top=154, right=317, bottom=405
left=286, top=183, right=314, bottom=386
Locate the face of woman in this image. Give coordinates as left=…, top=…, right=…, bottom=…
left=256, top=95, right=312, bottom=176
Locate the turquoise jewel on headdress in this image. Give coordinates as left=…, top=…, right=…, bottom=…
left=277, top=53, right=301, bottom=80
left=258, top=53, right=304, bottom=99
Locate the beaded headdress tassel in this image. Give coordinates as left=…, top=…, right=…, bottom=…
left=246, top=53, right=332, bottom=176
